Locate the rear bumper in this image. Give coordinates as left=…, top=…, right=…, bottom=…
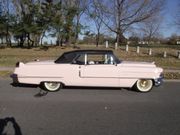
left=154, top=74, right=163, bottom=86
left=10, top=74, right=19, bottom=84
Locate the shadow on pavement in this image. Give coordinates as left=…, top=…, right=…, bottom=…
left=11, top=83, right=49, bottom=97
left=11, top=82, right=38, bottom=88
left=10, top=82, right=136, bottom=94
left=11, top=82, right=124, bottom=91
left=63, top=86, right=123, bottom=91
left=0, top=117, right=22, bottom=135
left=34, top=89, right=48, bottom=98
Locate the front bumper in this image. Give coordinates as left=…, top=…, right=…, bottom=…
left=154, top=74, right=163, bottom=86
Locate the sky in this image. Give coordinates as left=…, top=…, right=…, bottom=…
left=80, top=0, right=180, bottom=40
left=43, top=0, right=180, bottom=43
left=159, top=0, right=180, bottom=37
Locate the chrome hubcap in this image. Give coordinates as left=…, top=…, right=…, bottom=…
left=139, top=80, right=148, bottom=88
left=137, top=79, right=153, bottom=92
left=44, top=82, right=60, bottom=91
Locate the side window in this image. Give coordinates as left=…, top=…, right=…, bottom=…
left=87, top=54, right=104, bottom=64
left=87, top=54, right=115, bottom=65
left=73, top=54, right=85, bottom=65
left=104, top=54, right=115, bottom=65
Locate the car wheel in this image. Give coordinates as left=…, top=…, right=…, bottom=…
left=42, top=82, right=61, bottom=92
left=134, top=79, right=153, bottom=92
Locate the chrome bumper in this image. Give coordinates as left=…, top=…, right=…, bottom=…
left=154, top=74, right=163, bottom=86
left=10, top=74, right=19, bottom=84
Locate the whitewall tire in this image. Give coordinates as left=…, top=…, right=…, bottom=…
left=134, top=79, right=153, bottom=92
left=42, top=82, right=61, bottom=92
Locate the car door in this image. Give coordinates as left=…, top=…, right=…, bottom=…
left=79, top=53, right=120, bottom=87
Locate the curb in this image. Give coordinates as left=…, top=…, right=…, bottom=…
left=0, top=67, right=14, bottom=71
left=164, top=69, right=180, bottom=73
left=164, top=79, right=180, bottom=82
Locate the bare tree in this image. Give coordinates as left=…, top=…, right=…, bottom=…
left=94, top=0, right=164, bottom=45
left=0, top=0, right=11, bottom=46
left=140, top=16, right=162, bottom=44
left=86, top=0, right=104, bottom=47
left=61, top=0, right=80, bottom=45
left=74, top=0, right=88, bottom=44
left=174, top=2, right=180, bottom=28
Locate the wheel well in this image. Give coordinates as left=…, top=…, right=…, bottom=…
left=133, top=79, right=154, bottom=92
left=133, top=78, right=154, bottom=87
left=152, top=79, right=156, bottom=85
left=40, top=81, right=65, bottom=87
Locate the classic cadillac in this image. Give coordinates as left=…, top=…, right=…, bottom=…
left=11, top=50, right=163, bottom=92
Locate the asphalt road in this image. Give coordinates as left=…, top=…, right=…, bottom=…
left=0, top=79, right=180, bottom=135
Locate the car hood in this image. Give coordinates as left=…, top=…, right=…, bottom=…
left=120, top=61, right=156, bottom=67
left=26, top=60, right=55, bottom=65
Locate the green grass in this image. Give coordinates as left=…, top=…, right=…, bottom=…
left=0, top=71, right=12, bottom=78
left=164, top=72, right=180, bottom=79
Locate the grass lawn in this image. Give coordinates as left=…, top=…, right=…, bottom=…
left=0, top=45, right=179, bottom=69
left=0, top=71, right=12, bottom=77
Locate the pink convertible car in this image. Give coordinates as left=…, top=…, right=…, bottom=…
left=11, top=50, right=163, bottom=92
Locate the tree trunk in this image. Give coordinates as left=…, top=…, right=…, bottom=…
left=19, top=36, right=24, bottom=48
left=40, top=32, right=45, bottom=46
left=75, top=15, right=80, bottom=44
left=57, top=32, right=61, bottom=46
left=0, top=37, right=3, bottom=44
left=116, top=33, right=120, bottom=46
left=40, top=37, right=43, bottom=46
left=65, top=35, right=71, bottom=46
left=96, top=33, right=100, bottom=47
left=5, top=35, right=8, bottom=46
left=27, top=33, right=30, bottom=48
left=8, top=37, right=11, bottom=47
left=60, top=38, right=63, bottom=46
left=34, top=35, right=40, bottom=46
left=116, top=28, right=125, bottom=45
left=27, top=33, right=34, bottom=48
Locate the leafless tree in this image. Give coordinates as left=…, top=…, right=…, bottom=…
left=86, top=0, right=104, bottom=47
left=74, top=0, right=88, bottom=44
left=140, top=16, right=162, bottom=44
left=174, top=2, right=180, bottom=28
left=94, top=0, right=164, bottom=45
left=0, top=0, right=11, bottom=46
left=61, top=0, right=87, bottom=45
